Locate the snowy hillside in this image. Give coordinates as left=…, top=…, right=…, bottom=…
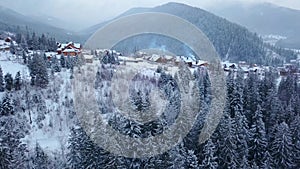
left=24, top=69, right=75, bottom=154
left=0, top=52, right=28, bottom=75
left=0, top=54, right=76, bottom=158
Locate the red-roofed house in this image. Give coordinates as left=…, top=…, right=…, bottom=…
left=57, top=42, right=81, bottom=56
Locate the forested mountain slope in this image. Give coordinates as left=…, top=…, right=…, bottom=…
left=82, top=2, right=297, bottom=65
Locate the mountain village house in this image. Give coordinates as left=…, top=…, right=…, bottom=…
left=0, top=37, right=14, bottom=52
left=57, top=42, right=82, bottom=56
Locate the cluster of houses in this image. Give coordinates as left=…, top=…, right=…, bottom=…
left=81, top=49, right=300, bottom=80
left=222, top=61, right=265, bottom=75
left=277, top=59, right=300, bottom=79
left=116, top=53, right=209, bottom=68
left=49, top=44, right=300, bottom=80
left=222, top=59, right=300, bottom=80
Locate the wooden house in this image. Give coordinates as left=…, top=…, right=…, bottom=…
left=57, top=42, right=82, bottom=56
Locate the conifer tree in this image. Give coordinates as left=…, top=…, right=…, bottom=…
left=271, top=122, right=295, bottom=168
left=0, top=67, right=4, bottom=92
left=14, top=71, right=21, bottom=91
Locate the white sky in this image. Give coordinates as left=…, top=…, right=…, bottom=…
left=1, top=0, right=300, bottom=30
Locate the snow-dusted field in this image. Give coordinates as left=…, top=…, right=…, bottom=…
left=0, top=60, right=29, bottom=76
left=0, top=51, right=29, bottom=77
left=0, top=55, right=75, bottom=155
left=24, top=69, right=75, bottom=154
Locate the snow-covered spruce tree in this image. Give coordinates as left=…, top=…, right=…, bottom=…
left=186, top=150, right=199, bottom=169
left=128, top=75, right=151, bottom=113
left=22, top=51, right=27, bottom=64
left=290, top=88, right=300, bottom=115
left=67, top=128, right=82, bottom=169
left=0, top=94, right=28, bottom=168
left=261, top=82, right=279, bottom=136
left=73, top=55, right=79, bottom=67
left=94, top=67, right=102, bottom=89
left=29, top=53, right=49, bottom=88
left=290, top=93, right=300, bottom=118
left=252, top=162, right=259, bottom=169
left=0, top=94, right=13, bottom=169
left=4, top=73, right=13, bottom=91
left=168, top=142, right=196, bottom=169
left=16, top=32, right=22, bottom=44
left=267, top=94, right=284, bottom=141
left=239, top=155, right=250, bottom=169
left=34, top=94, right=47, bottom=129
left=259, top=69, right=278, bottom=131
left=243, top=72, right=261, bottom=126
left=147, top=152, right=172, bottom=169
left=200, top=139, right=218, bottom=169
left=0, top=67, right=4, bottom=92
left=43, top=53, right=51, bottom=69
left=166, top=145, right=184, bottom=169
left=270, top=122, right=295, bottom=168
left=30, top=32, right=39, bottom=51
left=294, top=140, right=300, bottom=168
left=290, top=115, right=300, bottom=142
left=38, top=34, right=47, bottom=51
left=67, top=126, right=100, bottom=168
left=51, top=56, right=61, bottom=73
left=226, top=71, right=236, bottom=117
left=126, top=158, right=145, bottom=169
left=261, top=151, right=275, bottom=169
left=0, top=147, right=10, bottom=169
left=60, top=55, right=66, bottom=68
left=214, top=72, right=244, bottom=168
left=234, top=105, right=250, bottom=168
left=14, top=71, right=21, bottom=91
left=184, top=67, right=211, bottom=151
left=144, top=157, right=157, bottom=169
left=216, top=112, right=238, bottom=169
left=66, top=55, right=73, bottom=69
left=67, top=126, right=114, bottom=169
left=130, top=89, right=144, bottom=112
left=230, top=70, right=250, bottom=168
left=0, top=94, right=14, bottom=116
left=290, top=115, right=300, bottom=167
left=249, top=105, right=268, bottom=167
left=101, top=53, right=110, bottom=64
left=278, top=74, right=297, bottom=105
left=101, top=52, right=118, bottom=65
left=32, top=143, right=51, bottom=169
left=20, top=35, right=28, bottom=52
left=258, top=69, right=277, bottom=104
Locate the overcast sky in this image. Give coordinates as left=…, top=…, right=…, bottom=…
left=1, top=0, right=300, bottom=30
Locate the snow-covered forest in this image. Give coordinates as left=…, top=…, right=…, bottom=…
left=0, top=2, right=300, bottom=168
left=0, top=45, right=299, bottom=168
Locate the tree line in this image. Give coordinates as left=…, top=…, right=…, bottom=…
left=66, top=65, right=300, bottom=168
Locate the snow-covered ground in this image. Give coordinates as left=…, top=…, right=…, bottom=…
left=0, top=52, right=29, bottom=79
left=24, top=69, right=75, bottom=154
left=262, top=34, right=287, bottom=45
left=0, top=60, right=29, bottom=76
left=0, top=54, right=75, bottom=155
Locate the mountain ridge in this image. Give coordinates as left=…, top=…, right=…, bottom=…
left=211, top=2, right=300, bottom=49
left=0, top=5, right=83, bottom=42
left=81, top=2, right=297, bottom=65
